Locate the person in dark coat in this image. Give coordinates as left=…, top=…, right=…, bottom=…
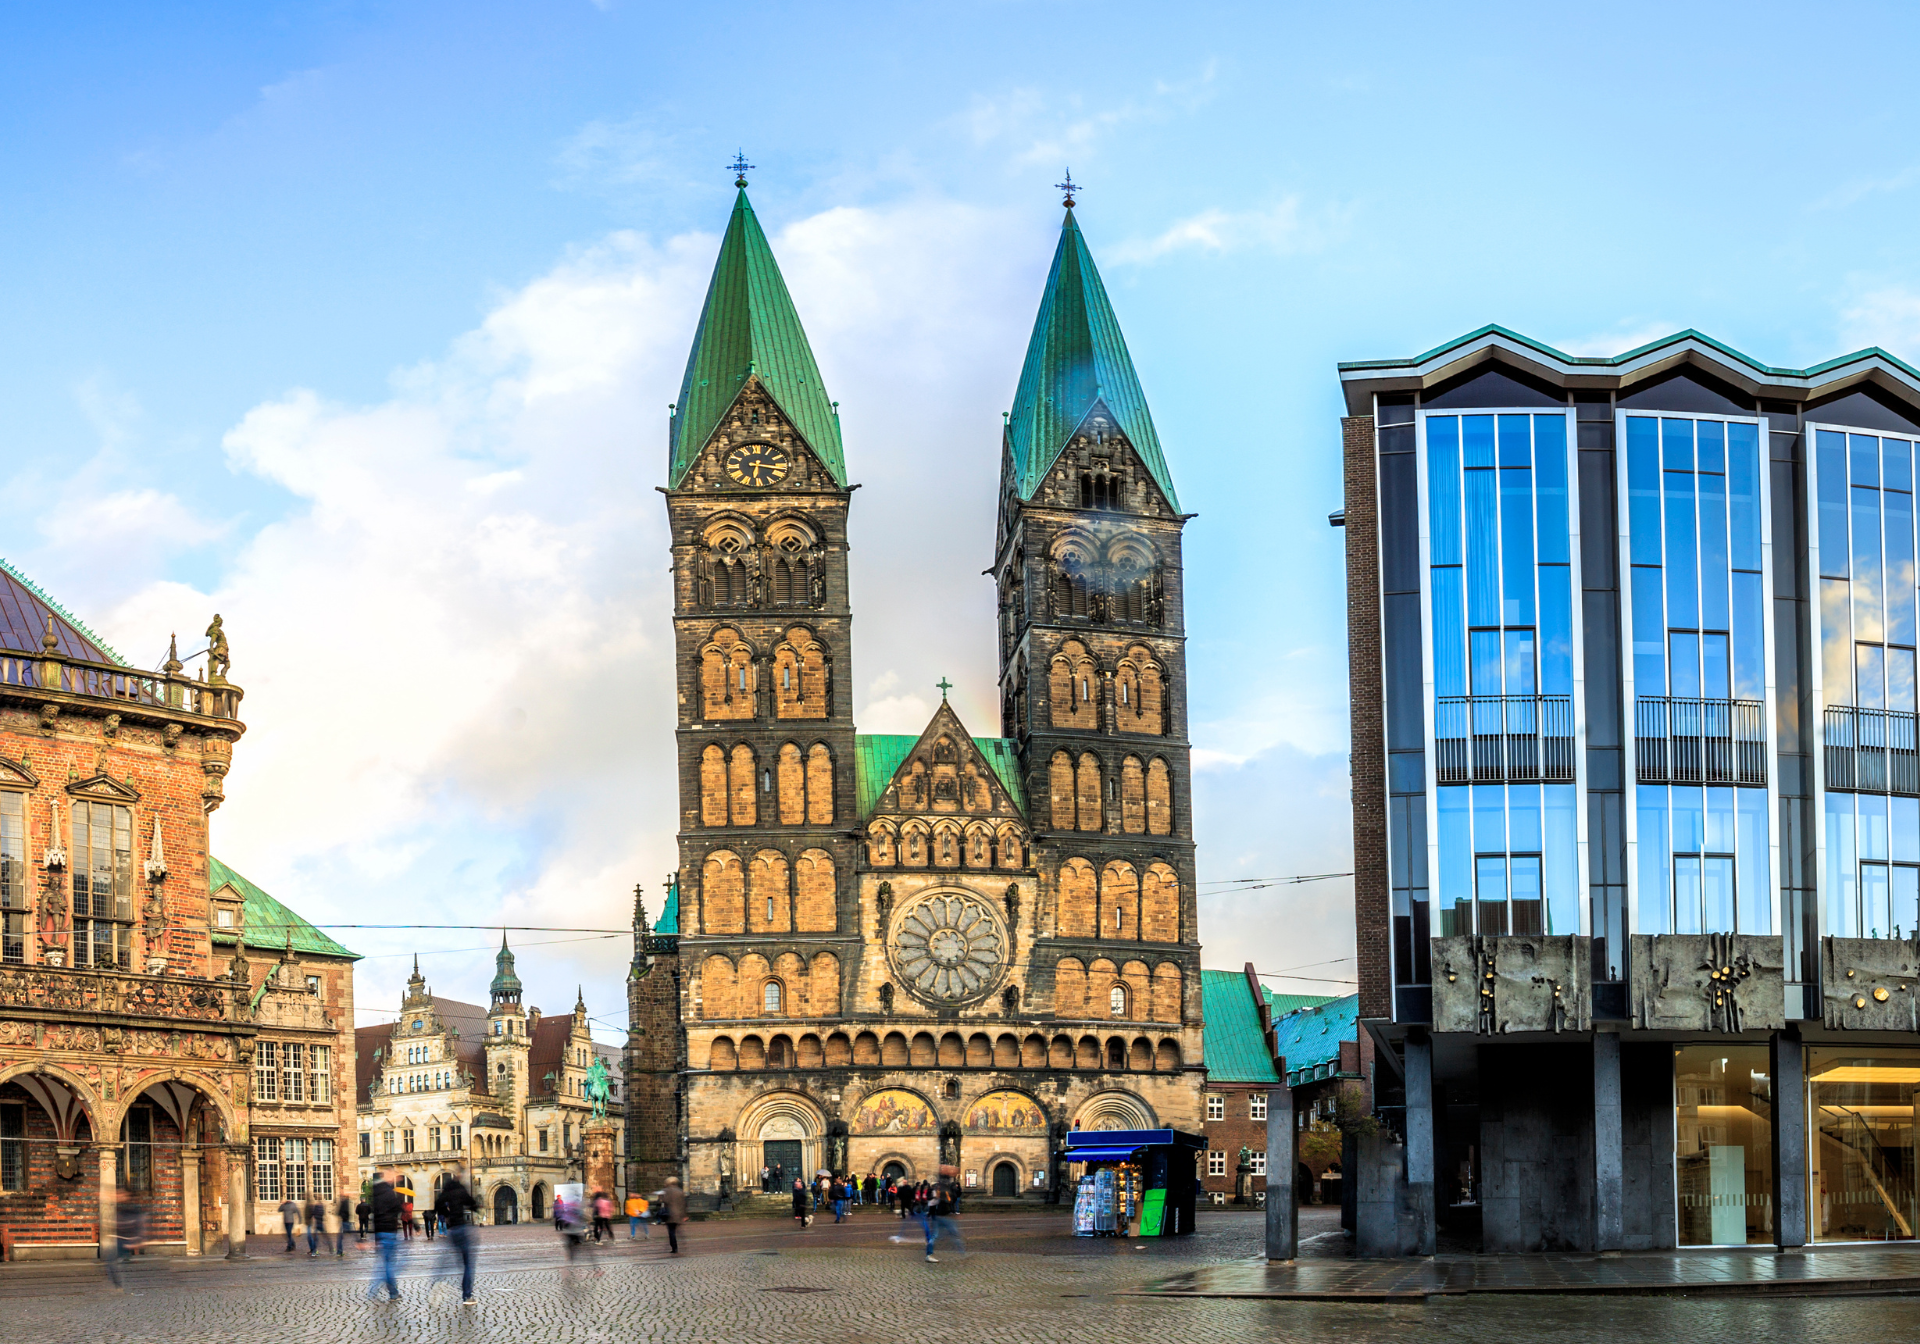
left=660, top=1176, right=688, bottom=1254
left=435, top=1163, right=480, bottom=1305
left=366, top=1167, right=405, bottom=1301
left=355, top=1195, right=371, bottom=1240
left=791, top=1177, right=811, bottom=1230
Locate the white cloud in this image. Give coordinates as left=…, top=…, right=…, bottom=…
left=960, top=64, right=1218, bottom=173
left=1839, top=287, right=1920, bottom=360
left=1107, top=198, right=1350, bottom=265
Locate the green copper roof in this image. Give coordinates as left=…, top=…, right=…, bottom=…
left=208, top=857, right=360, bottom=960
left=1199, top=969, right=1280, bottom=1084
left=1007, top=210, right=1176, bottom=509
left=1338, top=323, right=1920, bottom=384
left=657, top=876, right=679, bottom=936
left=669, top=188, right=844, bottom=488
left=1273, top=994, right=1360, bottom=1083
left=853, top=733, right=1026, bottom=819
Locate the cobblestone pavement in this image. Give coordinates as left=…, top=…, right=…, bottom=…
left=1, top=1209, right=1914, bottom=1343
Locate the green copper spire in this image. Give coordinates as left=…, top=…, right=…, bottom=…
left=669, top=188, right=845, bottom=488
left=1006, top=209, right=1177, bottom=509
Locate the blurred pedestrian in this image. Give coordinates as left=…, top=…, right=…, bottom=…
left=367, top=1166, right=404, bottom=1302
left=355, top=1193, right=371, bottom=1242
left=334, top=1188, right=353, bottom=1258
left=626, top=1190, right=651, bottom=1239
left=303, top=1192, right=326, bottom=1256
left=555, top=1191, right=586, bottom=1270
left=863, top=1172, right=878, bottom=1207
left=398, top=1174, right=416, bottom=1241
left=832, top=1176, right=848, bottom=1223
left=591, top=1189, right=613, bottom=1243
left=278, top=1195, right=300, bottom=1253
left=661, top=1176, right=688, bottom=1254
left=435, top=1162, right=479, bottom=1306
left=921, top=1166, right=965, bottom=1263
left=104, top=1187, right=146, bottom=1290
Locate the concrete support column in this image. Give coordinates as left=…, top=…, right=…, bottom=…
left=1264, top=1082, right=1297, bottom=1261
left=1772, top=1027, right=1808, bottom=1248
left=97, top=1143, right=119, bottom=1259
left=1405, top=1030, right=1436, bottom=1256
left=1594, top=1029, right=1623, bottom=1250
left=182, top=1146, right=203, bottom=1256
left=226, top=1145, right=251, bottom=1259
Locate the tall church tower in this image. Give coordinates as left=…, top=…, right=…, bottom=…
left=991, top=193, right=1200, bottom=1008
left=485, top=934, right=529, bottom=1110
left=665, top=170, right=860, bottom=1019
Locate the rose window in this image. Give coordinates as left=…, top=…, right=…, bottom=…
left=890, top=894, right=1007, bottom=1004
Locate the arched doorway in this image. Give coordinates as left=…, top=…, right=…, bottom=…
left=493, top=1185, right=518, bottom=1225
left=531, top=1183, right=548, bottom=1221
left=737, top=1092, right=825, bottom=1190
left=992, top=1162, right=1018, bottom=1197
left=882, top=1160, right=907, bottom=1183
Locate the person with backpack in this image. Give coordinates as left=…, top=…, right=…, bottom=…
left=366, top=1167, right=405, bottom=1302
left=435, top=1162, right=479, bottom=1306
left=625, top=1190, right=651, bottom=1239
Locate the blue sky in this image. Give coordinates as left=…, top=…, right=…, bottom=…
left=7, top=1, right=1920, bottom=1035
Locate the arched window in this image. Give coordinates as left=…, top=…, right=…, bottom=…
left=763, top=981, right=784, bottom=1015
left=1109, top=985, right=1128, bottom=1018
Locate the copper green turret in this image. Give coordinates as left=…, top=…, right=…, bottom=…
left=1006, top=208, right=1177, bottom=509
left=669, top=188, right=845, bottom=488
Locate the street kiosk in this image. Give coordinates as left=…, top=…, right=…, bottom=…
left=1062, top=1129, right=1205, bottom=1237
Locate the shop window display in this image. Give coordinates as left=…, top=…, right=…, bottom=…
left=1674, top=1045, right=1773, bottom=1246
left=1808, top=1049, right=1919, bottom=1242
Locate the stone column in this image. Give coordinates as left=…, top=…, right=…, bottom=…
left=583, top=1123, right=616, bottom=1201
left=182, top=1146, right=203, bottom=1256
left=1594, top=1028, right=1623, bottom=1250
left=1405, top=1030, right=1436, bottom=1256
left=1264, top=1082, right=1297, bottom=1261
left=1772, top=1027, right=1808, bottom=1248
left=97, top=1143, right=119, bottom=1260
left=227, top=1145, right=251, bottom=1259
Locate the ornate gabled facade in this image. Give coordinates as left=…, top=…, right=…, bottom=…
left=0, top=564, right=269, bottom=1258
left=631, top=180, right=1203, bottom=1205
left=356, top=939, right=622, bottom=1224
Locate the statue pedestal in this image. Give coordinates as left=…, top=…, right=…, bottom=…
left=583, top=1123, right=617, bottom=1198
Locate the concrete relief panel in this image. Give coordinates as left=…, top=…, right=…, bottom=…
left=1628, top=934, right=1785, bottom=1033
left=1430, top=935, right=1590, bottom=1035
left=1821, top=937, right=1920, bottom=1031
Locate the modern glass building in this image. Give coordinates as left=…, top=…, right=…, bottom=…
left=1340, top=328, right=1920, bottom=1254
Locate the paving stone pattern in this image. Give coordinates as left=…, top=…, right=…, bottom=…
left=1, top=1211, right=1915, bottom=1343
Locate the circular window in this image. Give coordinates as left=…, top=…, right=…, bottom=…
left=889, top=892, right=1007, bottom=1006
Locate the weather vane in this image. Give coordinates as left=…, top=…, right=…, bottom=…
left=729, top=150, right=754, bottom=188
left=1055, top=169, right=1081, bottom=208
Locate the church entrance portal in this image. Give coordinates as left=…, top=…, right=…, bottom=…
left=764, top=1139, right=802, bottom=1184
left=493, top=1186, right=518, bottom=1225
left=882, top=1160, right=907, bottom=1183
left=992, top=1162, right=1017, bottom=1197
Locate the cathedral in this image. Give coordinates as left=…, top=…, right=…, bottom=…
left=626, top=171, right=1202, bottom=1201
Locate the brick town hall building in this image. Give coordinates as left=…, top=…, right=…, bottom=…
left=626, top=175, right=1204, bottom=1200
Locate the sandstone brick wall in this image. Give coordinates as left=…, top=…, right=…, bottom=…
left=1345, top=414, right=1390, bottom=1021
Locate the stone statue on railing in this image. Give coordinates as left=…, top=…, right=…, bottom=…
left=205, top=615, right=231, bottom=682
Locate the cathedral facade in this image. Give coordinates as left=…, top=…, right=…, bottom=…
left=628, top=177, right=1201, bottom=1200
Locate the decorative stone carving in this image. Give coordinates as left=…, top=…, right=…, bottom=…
left=1431, top=935, right=1589, bottom=1034
left=1821, top=936, right=1920, bottom=1031
left=1629, top=933, right=1785, bottom=1033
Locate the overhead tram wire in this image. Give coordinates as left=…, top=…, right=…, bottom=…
left=1196, top=872, right=1354, bottom=893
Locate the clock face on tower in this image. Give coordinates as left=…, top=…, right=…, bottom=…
left=724, top=443, right=792, bottom=487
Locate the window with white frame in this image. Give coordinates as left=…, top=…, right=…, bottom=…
left=1207, top=1151, right=1226, bottom=1177
left=1206, top=1094, right=1224, bottom=1122
left=254, top=1136, right=282, bottom=1201
left=310, top=1045, right=331, bottom=1103
left=1251, top=1150, right=1267, bottom=1176
left=284, top=1138, right=309, bottom=1200
left=282, top=1043, right=306, bottom=1103
left=254, top=1040, right=279, bottom=1103
left=451, top=1123, right=463, bottom=1151
left=310, top=1139, right=335, bottom=1199
left=0, top=793, right=24, bottom=965
left=1250, top=1094, right=1268, bottom=1122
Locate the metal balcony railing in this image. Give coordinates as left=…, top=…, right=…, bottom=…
left=1824, top=706, right=1920, bottom=795
left=1635, top=696, right=1767, bottom=785
left=1435, top=695, right=1575, bottom=784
